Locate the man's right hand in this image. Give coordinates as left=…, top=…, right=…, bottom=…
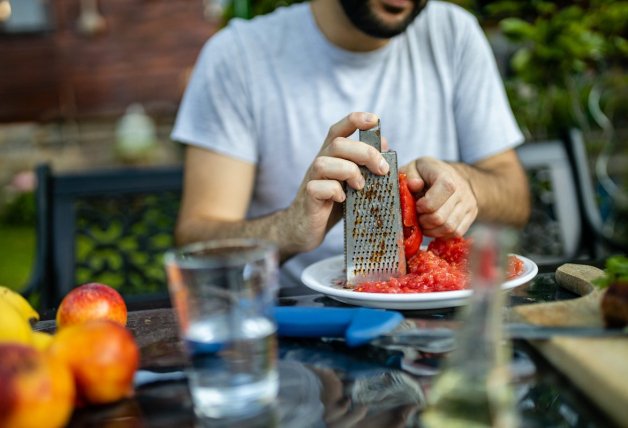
left=175, top=112, right=392, bottom=264
left=284, top=112, right=391, bottom=255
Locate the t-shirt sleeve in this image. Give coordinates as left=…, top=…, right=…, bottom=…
left=452, top=13, right=524, bottom=164
left=171, top=29, right=257, bottom=164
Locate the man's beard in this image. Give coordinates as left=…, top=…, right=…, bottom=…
left=339, top=0, right=428, bottom=39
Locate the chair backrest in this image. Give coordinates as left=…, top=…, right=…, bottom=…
left=25, top=164, right=183, bottom=311
left=516, top=130, right=605, bottom=268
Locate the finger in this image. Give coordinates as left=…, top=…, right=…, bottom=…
left=415, top=175, right=456, bottom=214
left=327, top=112, right=379, bottom=140
left=323, top=138, right=389, bottom=175
left=305, top=179, right=346, bottom=203
left=422, top=200, right=477, bottom=238
left=423, top=216, right=466, bottom=238
left=310, top=156, right=365, bottom=189
left=399, top=162, right=425, bottom=194
left=418, top=196, right=461, bottom=234
left=454, top=210, right=476, bottom=237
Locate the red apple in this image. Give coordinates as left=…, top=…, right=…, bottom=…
left=56, top=282, right=127, bottom=328
left=0, top=344, right=75, bottom=428
left=48, top=319, right=140, bottom=405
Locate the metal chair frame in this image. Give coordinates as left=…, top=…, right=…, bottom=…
left=24, top=163, right=183, bottom=311
left=516, top=129, right=609, bottom=270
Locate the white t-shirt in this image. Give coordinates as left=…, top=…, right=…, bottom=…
left=171, top=1, right=524, bottom=289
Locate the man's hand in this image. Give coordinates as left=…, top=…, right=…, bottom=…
left=402, top=157, right=478, bottom=237
left=401, top=149, right=530, bottom=239
left=175, top=111, right=394, bottom=263
left=285, top=112, right=391, bottom=255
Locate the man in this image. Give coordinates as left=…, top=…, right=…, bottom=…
left=171, top=0, right=530, bottom=291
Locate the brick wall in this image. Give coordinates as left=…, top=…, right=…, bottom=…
left=0, top=0, right=217, bottom=122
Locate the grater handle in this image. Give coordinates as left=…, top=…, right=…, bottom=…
left=359, top=120, right=381, bottom=152
left=273, top=306, right=404, bottom=347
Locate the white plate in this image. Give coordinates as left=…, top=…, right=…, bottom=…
left=301, top=254, right=538, bottom=310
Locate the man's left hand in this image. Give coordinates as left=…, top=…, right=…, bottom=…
left=401, top=157, right=478, bottom=238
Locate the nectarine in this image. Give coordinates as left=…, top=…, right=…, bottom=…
left=56, top=282, right=127, bottom=328
left=0, top=344, right=75, bottom=428
left=49, top=319, right=140, bottom=405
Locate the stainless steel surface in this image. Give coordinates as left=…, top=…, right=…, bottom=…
left=344, top=121, right=406, bottom=286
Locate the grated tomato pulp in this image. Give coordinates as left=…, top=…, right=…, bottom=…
left=353, top=237, right=524, bottom=294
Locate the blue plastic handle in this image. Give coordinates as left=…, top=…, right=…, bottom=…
left=273, top=306, right=404, bottom=347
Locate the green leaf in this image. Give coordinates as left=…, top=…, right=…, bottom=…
left=500, top=18, right=537, bottom=41
left=611, top=36, right=628, bottom=55
left=535, top=1, right=556, bottom=16
left=485, top=1, right=525, bottom=17
left=510, top=48, right=532, bottom=74
left=594, top=256, right=628, bottom=289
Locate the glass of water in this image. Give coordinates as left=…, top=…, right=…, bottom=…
left=164, top=239, right=279, bottom=420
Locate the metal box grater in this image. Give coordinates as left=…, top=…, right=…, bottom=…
left=344, top=122, right=406, bottom=286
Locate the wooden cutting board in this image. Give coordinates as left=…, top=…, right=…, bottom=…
left=512, top=264, right=628, bottom=428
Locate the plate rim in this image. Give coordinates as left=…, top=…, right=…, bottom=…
left=300, top=253, right=538, bottom=309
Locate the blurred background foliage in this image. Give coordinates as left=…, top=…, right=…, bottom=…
left=488, top=0, right=627, bottom=142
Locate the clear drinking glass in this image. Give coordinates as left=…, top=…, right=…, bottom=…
left=164, top=239, right=280, bottom=420
left=420, top=224, right=519, bottom=428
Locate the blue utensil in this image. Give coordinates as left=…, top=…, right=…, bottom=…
left=273, top=306, right=404, bottom=347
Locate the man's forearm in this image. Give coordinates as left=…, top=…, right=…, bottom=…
left=452, top=161, right=530, bottom=227
left=175, top=209, right=309, bottom=263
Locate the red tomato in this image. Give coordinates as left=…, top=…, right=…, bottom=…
left=507, top=255, right=524, bottom=279
left=353, top=236, right=524, bottom=295
left=427, top=237, right=470, bottom=266
left=398, top=173, right=422, bottom=259
left=355, top=239, right=470, bottom=294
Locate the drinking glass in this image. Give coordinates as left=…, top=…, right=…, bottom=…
left=164, top=239, right=279, bottom=420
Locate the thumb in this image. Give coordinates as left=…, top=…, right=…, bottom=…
left=400, top=161, right=425, bottom=194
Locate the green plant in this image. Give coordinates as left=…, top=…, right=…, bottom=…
left=0, top=225, right=35, bottom=291
left=594, top=255, right=628, bottom=289
left=483, top=0, right=628, bottom=139
left=0, top=192, right=36, bottom=226
left=224, top=0, right=304, bottom=20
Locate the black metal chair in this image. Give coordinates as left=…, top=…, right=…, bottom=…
left=516, top=129, right=610, bottom=271
left=23, top=163, right=183, bottom=312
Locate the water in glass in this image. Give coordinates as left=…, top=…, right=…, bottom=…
left=185, top=315, right=278, bottom=419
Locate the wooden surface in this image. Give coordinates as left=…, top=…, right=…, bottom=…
left=513, top=264, right=628, bottom=428
left=35, top=308, right=186, bottom=368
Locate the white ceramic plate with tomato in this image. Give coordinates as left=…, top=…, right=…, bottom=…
left=300, top=254, right=538, bottom=310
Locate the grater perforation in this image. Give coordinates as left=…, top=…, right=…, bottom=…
left=344, top=121, right=406, bottom=286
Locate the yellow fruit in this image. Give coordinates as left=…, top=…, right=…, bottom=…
left=0, top=285, right=39, bottom=322
left=32, top=331, right=54, bottom=351
left=0, top=299, right=33, bottom=345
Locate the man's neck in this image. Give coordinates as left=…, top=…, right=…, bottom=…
left=310, top=0, right=390, bottom=52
